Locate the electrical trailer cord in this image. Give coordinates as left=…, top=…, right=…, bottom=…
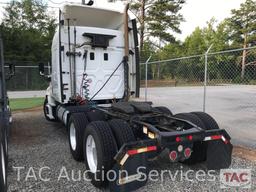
left=89, top=59, right=125, bottom=101
left=80, top=50, right=88, bottom=96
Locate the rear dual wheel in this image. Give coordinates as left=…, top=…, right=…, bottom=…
left=83, top=121, right=117, bottom=187
left=68, top=110, right=106, bottom=162
left=68, top=113, right=136, bottom=188
left=68, top=113, right=89, bottom=161
left=108, top=119, right=136, bottom=148
left=83, top=119, right=135, bottom=187
left=174, top=112, right=219, bottom=165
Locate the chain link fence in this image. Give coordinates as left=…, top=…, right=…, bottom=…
left=5, top=62, right=49, bottom=91
left=140, top=46, right=256, bottom=147
left=141, top=46, right=256, bottom=88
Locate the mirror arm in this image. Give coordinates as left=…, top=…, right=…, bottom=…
left=40, top=71, right=45, bottom=76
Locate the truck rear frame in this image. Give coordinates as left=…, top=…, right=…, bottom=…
left=53, top=101, right=233, bottom=191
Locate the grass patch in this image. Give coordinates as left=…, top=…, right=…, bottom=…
left=10, top=97, right=44, bottom=111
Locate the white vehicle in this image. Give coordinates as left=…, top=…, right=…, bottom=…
left=41, top=1, right=233, bottom=191
left=43, top=1, right=138, bottom=111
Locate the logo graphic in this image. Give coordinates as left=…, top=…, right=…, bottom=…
left=220, top=169, right=251, bottom=189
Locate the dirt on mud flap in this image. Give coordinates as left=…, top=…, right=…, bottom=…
left=109, top=140, right=157, bottom=192
left=205, top=130, right=233, bottom=170
left=109, top=153, right=148, bottom=192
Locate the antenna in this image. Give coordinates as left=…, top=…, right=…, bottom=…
left=82, top=0, right=94, bottom=6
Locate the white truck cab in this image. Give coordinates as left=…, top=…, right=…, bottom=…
left=47, top=2, right=139, bottom=109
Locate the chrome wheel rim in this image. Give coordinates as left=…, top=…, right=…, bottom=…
left=86, top=135, right=97, bottom=173
left=69, top=123, right=77, bottom=151
left=1, top=144, right=6, bottom=186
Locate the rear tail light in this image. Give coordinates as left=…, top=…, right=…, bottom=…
left=176, top=135, right=193, bottom=142
left=184, top=148, right=192, bottom=158
left=187, top=135, right=193, bottom=141
left=204, top=135, right=229, bottom=144
left=127, top=146, right=157, bottom=156
left=176, top=137, right=181, bottom=142
left=169, top=151, right=177, bottom=161
left=211, top=135, right=222, bottom=140
left=121, top=146, right=157, bottom=165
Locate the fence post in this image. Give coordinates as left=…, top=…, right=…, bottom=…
left=204, top=44, right=213, bottom=112
left=145, top=55, right=152, bottom=102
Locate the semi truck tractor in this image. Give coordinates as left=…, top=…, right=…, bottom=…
left=40, top=1, right=233, bottom=191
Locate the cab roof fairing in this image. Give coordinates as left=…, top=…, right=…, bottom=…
left=60, top=3, right=136, bottom=30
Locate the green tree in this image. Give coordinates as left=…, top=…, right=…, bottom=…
left=1, top=0, right=56, bottom=62
left=0, top=0, right=56, bottom=90
left=182, top=18, right=230, bottom=55
left=211, top=20, right=230, bottom=51
left=228, top=0, right=256, bottom=78
left=130, top=0, right=185, bottom=50
left=183, top=27, right=206, bottom=55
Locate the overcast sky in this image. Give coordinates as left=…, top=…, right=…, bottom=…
left=0, top=0, right=246, bottom=41
left=178, top=0, right=246, bottom=40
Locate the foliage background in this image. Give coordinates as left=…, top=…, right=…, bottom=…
left=0, top=0, right=256, bottom=90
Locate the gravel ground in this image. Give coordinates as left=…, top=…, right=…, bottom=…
left=7, top=108, right=256, bottom=192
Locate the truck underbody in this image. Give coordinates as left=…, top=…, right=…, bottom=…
left=44, top=99, right=233, bottom=192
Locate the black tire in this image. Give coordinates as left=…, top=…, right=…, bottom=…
left=174, top=113, right=206, bottom=130
left=108, top=119, right=136, bottom=148
left=83, top=121, right=117, bottom=187
left=0, top=140, right=7, bottom=192
left=43, top=96, right=56, bottom=122
left=191, top=112, right=220, bottom=130
left=154, top=106, right=173, bottom=115
left=173, top=113, right=207, bottom=165
left=68, top=113, right=89, bottom=161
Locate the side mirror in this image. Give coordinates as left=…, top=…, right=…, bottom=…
left=9, top=63, right=15, bottom=76
left=39, top=62, right=51, bottom=82
left=82, top=0, right=94, bottom=6
left=5, top=63, right=15, bottom=80
left=38, top=62, right=45, bottom=76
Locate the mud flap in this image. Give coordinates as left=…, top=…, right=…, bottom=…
left=109, top=153, right=148, bottom=192
left=206, top=140, right=233, bottom=170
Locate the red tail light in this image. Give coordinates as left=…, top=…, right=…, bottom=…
left=184, top=148, right=191, bottom=158
left=127, top=146, right=157, bottom=156
left=169, top=151, right=177, bottom=161
left=187, top=135, right=193, bottom=141
left=176, top=137, right=181, bottom=142
left=211, top=135, right=222, bottom=140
